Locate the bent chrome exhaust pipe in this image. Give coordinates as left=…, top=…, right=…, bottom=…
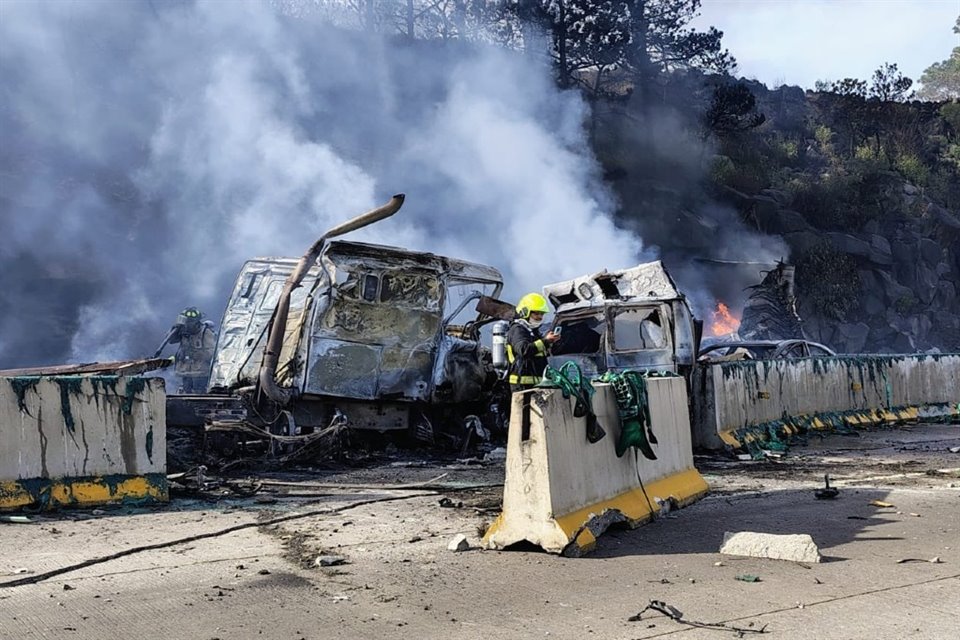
left=258, top=194, right=405, bottom=405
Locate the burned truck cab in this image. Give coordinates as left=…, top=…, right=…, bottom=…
left=206, top=240, right=503, bottom=432
left=545, top=261, right=699, bottom=378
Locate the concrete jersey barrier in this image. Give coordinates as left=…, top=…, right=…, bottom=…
left=483, top=377, right=708, bottom=556
left=0, top=376, right=168, bottom=510
left=694, top=353, right=960, bottom=450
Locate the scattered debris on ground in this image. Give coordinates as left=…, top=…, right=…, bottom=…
left=628, top=599, right=768, bottom=635
left=314, top=555, right=348, bottom=568
left=735, top=574, right=762, bottom=583
left=814, top=474, right=839, bottom=499
left=720, top=531, right=822, bottom=564
left=447, top=534, right=470, bottom=552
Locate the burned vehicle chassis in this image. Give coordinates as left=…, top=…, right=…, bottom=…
left=167, top=196, right=507, bottom=453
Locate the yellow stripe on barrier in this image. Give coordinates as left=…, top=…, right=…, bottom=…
left=715, top=403, right=958, bottom=453
left=552, top=468, right=710, bottom=555
left=0, top=482, right=34, bottom=510
left=718, top=430, right=742, bottom=447
left=899, top=407, right=919, bottom=421
left=0, top=475, right=168, bottom=511
left=484, top=380, right=709, bottom=556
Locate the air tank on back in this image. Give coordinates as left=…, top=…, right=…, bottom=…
left=491, top=321, right=510, bottom=374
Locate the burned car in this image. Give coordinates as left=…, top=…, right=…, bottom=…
left=698, top=339, right=836, bottom=362
left=168, top=195, right=506, bottom=444
left=543, top=261, right=700, bottom=378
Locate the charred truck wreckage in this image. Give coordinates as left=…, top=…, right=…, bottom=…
left=165, top=194, right=707, bottom=458
left=167, top=195, right=511, bottom=452
left=21, top=193, right=948, bottom=471
left=545, top=263, right=700, bottom=378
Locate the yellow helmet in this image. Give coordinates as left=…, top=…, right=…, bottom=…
left=516, top=293, right=550, bottom=318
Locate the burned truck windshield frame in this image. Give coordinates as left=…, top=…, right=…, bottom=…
left=612, top=307, right=667, bottom=352
left=362, top=274, right=379, bottom=302
left=336, top=269, right=441, bottom=310
left=552, top=313, right=605, bottom=356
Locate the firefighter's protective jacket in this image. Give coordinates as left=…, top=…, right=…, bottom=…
left=163, top=322, right=217, bottom=377
left=506, top=320, right=550, bottom=388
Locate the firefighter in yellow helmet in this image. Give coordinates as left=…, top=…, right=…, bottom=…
left=506, top=293, right=560, bottom=393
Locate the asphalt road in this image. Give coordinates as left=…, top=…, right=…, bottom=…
left=2, top=424, right=958, bottom=640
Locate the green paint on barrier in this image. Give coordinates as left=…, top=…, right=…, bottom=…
left=122, top=377, right=148, bottom=415
left=9, top=377, right=40, bottom=413
left=731, top=403, right=958, bottom=459
left=54, top=377, right=84, bottom=433
left=89, top=376, right=120, bottom=408
left=145, top=425, right=154, bottom=463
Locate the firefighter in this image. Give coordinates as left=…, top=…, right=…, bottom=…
left=154, top=307, right=217, bottom=394
left=506, top=293, right=560, bottom=393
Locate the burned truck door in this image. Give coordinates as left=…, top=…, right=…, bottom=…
left=208, top=259, right=320, bottom=391
left=431, top=277, right=504, bottom=404
left=604, top=303, right=675, bottom=370
left=305, top=265, right=442, bottom=401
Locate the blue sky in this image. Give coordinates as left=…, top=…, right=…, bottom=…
left=692, top=0, right=959, bottom=89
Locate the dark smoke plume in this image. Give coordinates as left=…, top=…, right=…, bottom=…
left=0, top=0, right=644, bottom=367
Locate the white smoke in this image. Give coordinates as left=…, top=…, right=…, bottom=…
left=0, top=0, right=642, bottom=366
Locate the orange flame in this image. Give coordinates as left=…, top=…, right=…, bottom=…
left=710, top=302, right=740, bottom=336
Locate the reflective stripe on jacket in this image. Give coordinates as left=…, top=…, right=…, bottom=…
left=506, top=321, right=549, bottom=388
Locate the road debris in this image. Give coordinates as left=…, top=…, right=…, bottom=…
left=869, top=500, right=895, bottom=508
left=315, top=555, right=348, bottom=567
left=814, top=474, right=839, bottom=499
left=0, top=493, right=434, bottom=589
left=486, top=447, right=507, bottom=462
left=720, top=531, right=822, bottom=564
left=896, top=557, right=943, bottom=564
left=628, top=599, right=767, bottom=635
left=447, top=534, right=470, bottom=552
left=735, top=574, right=761, bottom=583
left=0, top=515, right=32, bottom=524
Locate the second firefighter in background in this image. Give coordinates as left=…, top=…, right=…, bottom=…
left=507, top=293, right=560, bottom=393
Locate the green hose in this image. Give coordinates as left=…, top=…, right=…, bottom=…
left=538, top=362, right=606, bottom=444
left=595, top=370, right=674, bottom=460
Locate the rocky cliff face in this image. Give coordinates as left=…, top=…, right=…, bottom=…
left=723, top=180, right=959, bottom=353
left=717, top=84, right=960, bottom=353
left=597, top=75, right=958, bottom=353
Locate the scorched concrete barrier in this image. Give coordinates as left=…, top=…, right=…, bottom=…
left=694, top=354, right=960, bottom=450
left=483, top=377, right=708, bottom=556
left=0, top=376, right=167, bottom=510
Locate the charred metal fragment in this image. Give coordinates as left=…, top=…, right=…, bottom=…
left=738, top=262, right=804, bottom=340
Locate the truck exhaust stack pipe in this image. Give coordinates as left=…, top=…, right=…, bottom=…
left=258, top=194, right=405, bottom=406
